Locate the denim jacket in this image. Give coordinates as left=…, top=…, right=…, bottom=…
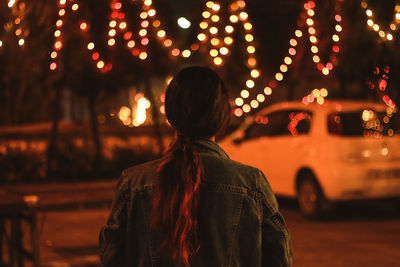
left=100, top=140, right=292, bottom=267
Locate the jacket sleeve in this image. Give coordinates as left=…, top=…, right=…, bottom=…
left=257, top=170, right=293, bottom=267
left=99, top=173, right=130, bottom=267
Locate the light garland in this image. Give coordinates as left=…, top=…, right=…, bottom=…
left=233, top=28, right=304, bottom=117
left=234, top=0, right=344, bottom=116
left=361, top=0, right=400, bottom=41
left=2, top=1, right=27, bottom=48
left=367, top=66, right=396, bottom=108
left=50, top=0, right=112, bottom=72
left=302, top=88, right=328, bottom=105
left=304, top=0, right=343, bottom=76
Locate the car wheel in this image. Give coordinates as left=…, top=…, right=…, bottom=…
left=297, top=177, right=327, bottom=218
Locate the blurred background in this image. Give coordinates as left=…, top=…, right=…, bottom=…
left=0, top=0, right=400, bottom=266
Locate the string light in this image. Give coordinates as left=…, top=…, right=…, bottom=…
left=361, top=0, right=400, bottom=41
left=302, top=88, right=328, bottom=105
left=304, top=0, right=343, bottom=75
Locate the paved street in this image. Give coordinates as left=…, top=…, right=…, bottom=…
left=31, top=198, right=400, bottom=267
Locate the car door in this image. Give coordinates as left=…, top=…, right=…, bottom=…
left=226, top=110, right=312, bottom=196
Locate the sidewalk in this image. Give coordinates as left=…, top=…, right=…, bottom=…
left=39, top=209, right=109, bottom=267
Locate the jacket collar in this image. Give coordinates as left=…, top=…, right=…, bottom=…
left=192, top=139, right=230, bottom=159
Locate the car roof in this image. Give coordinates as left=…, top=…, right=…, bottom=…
left=259, top=100, right=389, bottom=114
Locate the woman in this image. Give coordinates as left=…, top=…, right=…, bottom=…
left=100, top=66, right=292, bottom=267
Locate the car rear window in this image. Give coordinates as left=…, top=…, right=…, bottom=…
left=327, top=109, right=400, bottom=137
left=244, top=110, right=313, bottom=139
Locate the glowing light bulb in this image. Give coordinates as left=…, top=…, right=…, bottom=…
left=264, top=87, right=272, bottom=95
left=240, top=90, right=249, bottom=98
left=177, top=17, right=191, bottom=29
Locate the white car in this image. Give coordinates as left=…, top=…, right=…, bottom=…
left=220, top=100, right=400, bottom=217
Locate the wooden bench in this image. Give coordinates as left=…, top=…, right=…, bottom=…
left=0, top=180, right=117, bottom=267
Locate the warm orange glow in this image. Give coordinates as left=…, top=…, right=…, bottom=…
left=139, top=52, right=148, bottom=60
left=54, top=41, right=62, bottom=50
left=210, top=49, right=218, bottom=57
left=51, top=51, right=57, bottom=58
left=97, top=60, right=105, bottom=69
left=56, top=20, right=63, bottom=27
left=119, top=22, right=127, bottom=29
left=275, top=72, right=283, bottom=81
left=257, top=94, right=265, bottom=102
left=311, top=46, right=318, bottom=53
left=247, top=45, right=255, bottom=54
left=59, top=9, right=65, bottom=16
left=141, top=38, right=149, bottom=45
left=209, top=27, right=218, bottom=34
left=289, top=48, right=296, bottom=55
left=109, top=29, right=116, bottom=37
left=234, top=108, right=243, bottom=117
left=164, top=39, right=172, bottom=47
left=280, top=64, right=288, bottom=72
left=235, top=97, right=244, bottom=106
left=211, top=15, right=220, bottom=22
left=289, top=39, right=297, bottom=46
left=220, top=47, right=229, bottom=55
left=264, top=87, right=272, bottom=95
left=182, top=50, right=191, bottom=58
left=213, top=57, right=223, bottom=65
left=224, top=37, right=233, bottom=45
left=240, top=90, right=249, bottom=98
left=244, top=22, right=253, bottom=31
left=54, top=30, right=61, bottom=37
left=127, top=40, right=135, bottom=48
left=153, top=20, right=161, bottom=27
left=313, top=55, right=320, bottom=63
left=242, top=104, right=251, bottom=113
left=109, top=20, right=117, bottom=28
left=239, top=12, right=248, bottom=20
left=80, top=22, right=87, bottom=30
left=250, top=100, right=259, bottom=108
left=295, top=30, right=303, bottom=37
left=139, top=29, right=147, bottom=36
left=71, top=4, right=79, bottom=11
left=200, top=22, right=208, bottom=29
left=237, top=0, right=246, bottom=8
left=230, top=15, right=239, bottom=23
left=171, top=48, right=180, bottom=56
left=212, top=3, right=221, bottom=11
left=124, top=32, right=132, bottom=40
left=157, top=30, right=166, bottom=38
left=211, top=38, right=220, bottom=46
left=284, top=57, right=292, bottom=65
left=245, top=34, right=254, bottom=42
left=197, top=33, right=206, bottom=41
left=251, top=69, right=260, bottom=78
left=140, top=12, right=148, bottom=19
left=225, top=25, right=234, bottom=33
left=50, top=62, right=57, bottom=70
left=108, top=39, right=115, bottom=46
left=248, top=57, right=257, bottom=66
left=92, top=52, right=100, bottom=60
left=202, top=11, right=211, bottom=18
left=246, top=80, right=255, bottom=88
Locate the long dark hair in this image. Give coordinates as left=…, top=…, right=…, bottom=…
left=151, top=66, right=231, bottom=266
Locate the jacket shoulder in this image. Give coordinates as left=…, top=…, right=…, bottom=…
left=120, top=158, right=163, bottom=191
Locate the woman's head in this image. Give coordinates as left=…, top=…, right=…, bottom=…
left=165, top=66, right=231, bottom=139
